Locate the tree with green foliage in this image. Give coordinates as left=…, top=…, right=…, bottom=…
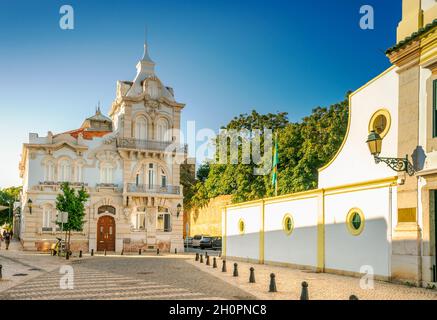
left=189, top=94, right=349, bottom=206
left=0, top=186, right=21, bottom=226
left=55, top=183, right=89, bottom=252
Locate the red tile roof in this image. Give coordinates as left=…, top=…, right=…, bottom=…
left=60, top=128, right=112, bottom=140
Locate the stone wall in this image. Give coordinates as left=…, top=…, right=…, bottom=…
left=187, top=195, right=232, bottom=237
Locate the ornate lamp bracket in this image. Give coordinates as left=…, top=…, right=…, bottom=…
left=374, top=154, right=415, bottom=176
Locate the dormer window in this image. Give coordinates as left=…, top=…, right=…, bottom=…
left=147, top=80, right=159, bottom=99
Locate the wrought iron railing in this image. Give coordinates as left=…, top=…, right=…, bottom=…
left=96, top=183, right=119, bottom=188
left=126, top=183, right=181, bottom=195
left=117, top=138, right=187, bottom=153
left=39, top=181, right=88, bottom=187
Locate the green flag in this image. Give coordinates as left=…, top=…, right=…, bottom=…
left=272, top=135, right=279, bottom=196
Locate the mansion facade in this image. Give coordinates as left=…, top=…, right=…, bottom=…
left=17, top=42, right=186, bottom=253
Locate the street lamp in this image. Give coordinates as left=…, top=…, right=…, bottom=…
left=27, top=198, right=33, bottom=214
left=366, top=130, right=415, bottom=176
left=176, top=203, right=182, bottom=218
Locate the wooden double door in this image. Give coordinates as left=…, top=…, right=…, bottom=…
left=97, top=216, right=116, bottom=251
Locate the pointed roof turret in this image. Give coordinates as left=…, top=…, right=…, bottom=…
left=135, top=41, right=155, bottom=77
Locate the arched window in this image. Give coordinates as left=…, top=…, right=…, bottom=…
left=75, top=163, right=83, bottom=183
left=100, top=162, right=114, bottom=184
left=160, top=168, right=167, bottom=187
left=148, top=163, right=155, bottom=188
left=44, top=160, right=55, bottom=182
left=157, top=118, right=170, bottom=142
left=134, top=116, right=148, bottom=140
left=58, top=159, right=71, bottom=182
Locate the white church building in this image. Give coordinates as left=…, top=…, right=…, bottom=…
left=18, top=42, right=186, bottom=253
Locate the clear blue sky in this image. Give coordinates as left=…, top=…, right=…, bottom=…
left=0, top=0, right=401, bottom=188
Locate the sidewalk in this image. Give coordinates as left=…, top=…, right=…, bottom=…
left=0, top=240, right=76, bottom=294
left=188, top=256, right=437, bottom=300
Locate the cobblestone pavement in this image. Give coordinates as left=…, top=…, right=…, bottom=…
left=0, top=253, right=255, bottom=300
left=188, top=257, right=437, bottom=300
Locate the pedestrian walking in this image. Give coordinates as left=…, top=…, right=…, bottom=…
left=4, top=231, right=11, bottom=250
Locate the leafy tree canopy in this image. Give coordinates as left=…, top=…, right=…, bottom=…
left=55, top=183, right=89, bottom=232
left=187, top=94, right=349, bottom=206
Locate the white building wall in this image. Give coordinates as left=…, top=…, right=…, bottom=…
left=319, top=67, right=399, bottom=189
left=324, top=186, right=394, bottom=277
left=264, top=197, right=318, bottom=267
left=226, top=205, right=261, bottom=261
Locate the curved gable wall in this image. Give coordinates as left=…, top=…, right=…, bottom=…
left=318, top=67, right=399, bottom=189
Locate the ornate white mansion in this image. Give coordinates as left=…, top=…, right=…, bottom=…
left=17, top=42, right=186, bottom=252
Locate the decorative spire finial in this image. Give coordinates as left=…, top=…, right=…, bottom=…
left=96, top=101, right=101, bottom=114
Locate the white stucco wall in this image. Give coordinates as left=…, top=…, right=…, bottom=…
left=264, top=197, right=318, bottom=267
left=226, top=204, right=262, bottom=261
left=319, top=67, right=399, bottom=188
left=324, top=186, right=394, bottom=277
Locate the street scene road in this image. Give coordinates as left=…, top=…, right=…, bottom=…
left=0, top=243, right=254, bottom=300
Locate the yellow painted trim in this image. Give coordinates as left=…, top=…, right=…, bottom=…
left=324, top=176, right=397, bottom=196
left=346, top=207, right=365, bottom=236
left=226, top=199, right=263, bottom=210
left=316, top=190, right=325, bottom=272
left=368, top=109, right=392, bottom=139
left=223, top=207, right=227, bottom=257
left=259, top=200, right=265, bottom=264
left=318, top=66, right=396, bottom=173
left=224, top=176, right=397, bottom=211
left=282, top=213, right=294, bottom=236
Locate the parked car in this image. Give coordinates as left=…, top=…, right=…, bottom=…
left=192, top=235, right=207, bottom=248
left=212, top=237, right=222, bottom=250
left=184, top=236, right=193, bottom=247
left=199, top=236, right=214, bottom=249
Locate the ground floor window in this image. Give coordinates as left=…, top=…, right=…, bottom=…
left=157, top=207, right=171, bottom=232
left=135, top=212, right=146, bottom=230
left=42, top=206, right=52, bottom=231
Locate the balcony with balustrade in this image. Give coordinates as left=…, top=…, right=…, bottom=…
left=116, top=138, right=187, bottom=154
left=124, top=183, right=182, bottom=198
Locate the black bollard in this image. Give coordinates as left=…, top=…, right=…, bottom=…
left=300, top=281, right=309, bottom=300
left=213, top=257, right=217, bottom=268
left=195, top=253, right=199, bottom=261
left=233, top=263, right=239, bottom=277
left=104, top=249, right=107, bottom=256
left=222, top=260, right=227, bottom=272
left=200, top=254, right=204, bottom=263
left=349, top=295, right=359, bottom=300
left=121, top=249, right=124, bottom=256
left=269, top=273, right=277, bottom=292
left=205, top=251, right=208, bottom=258
left=206, top=255, right=210, bottom=266
left=66, top=251, right=70, bottom=260
left=249, top=267, right=255, bottom=283
left=175, top=248, right=177, bottom=254
left=0, top=264, right=2, bottom=279
left=79, top=250, right=82, bottom=258
left=139, top=248, right=142, bottom=255
left=157, top=248, right=160, bottom=255
left=91, top=249, right=94, bottom=256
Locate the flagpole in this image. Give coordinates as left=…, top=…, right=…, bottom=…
left=275, top=132, right=278, bottom=197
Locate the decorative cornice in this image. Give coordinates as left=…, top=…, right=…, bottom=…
left=386, top=19, right=437, bottom=55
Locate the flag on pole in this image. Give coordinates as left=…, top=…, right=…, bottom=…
left=272, top=134, right=279, bottom=196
